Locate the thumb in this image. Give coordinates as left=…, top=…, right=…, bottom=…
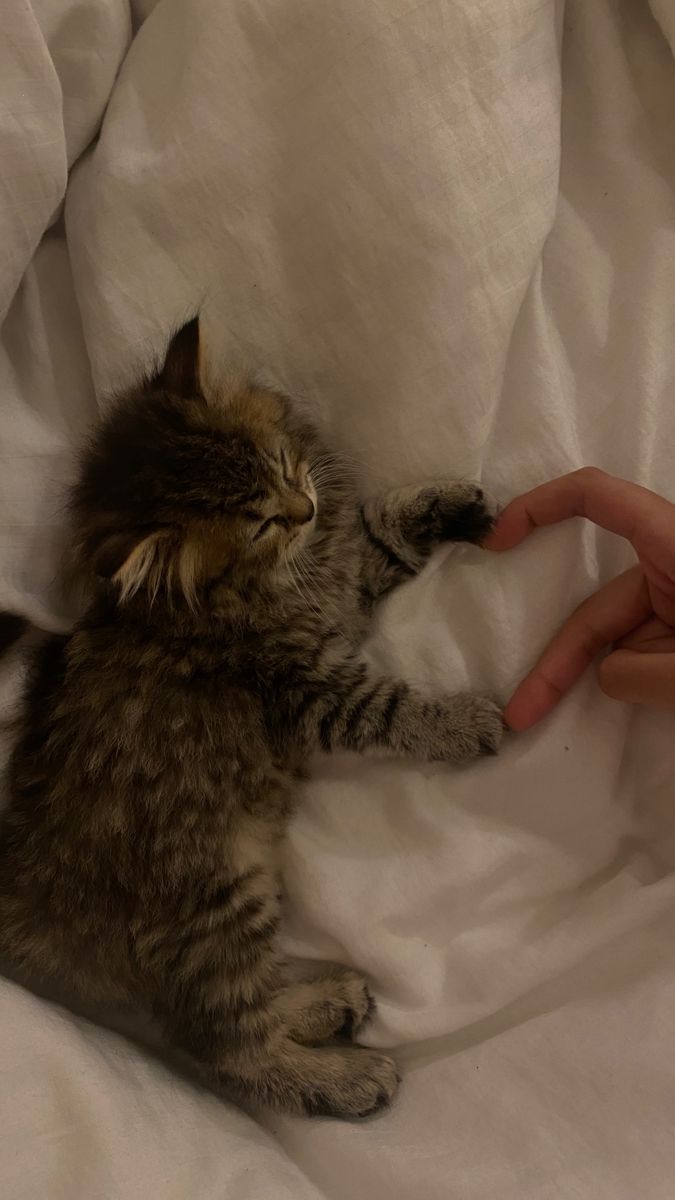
left=598, top=647, right=675, bottom=708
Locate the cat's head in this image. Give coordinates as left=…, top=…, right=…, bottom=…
left=72, top=318, right=320, bottom=615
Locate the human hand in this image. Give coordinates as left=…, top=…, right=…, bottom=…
left=485, top=468, right=675, bottom=730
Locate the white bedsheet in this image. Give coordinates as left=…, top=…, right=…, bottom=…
left=2, top=1, right=675, bottom=1196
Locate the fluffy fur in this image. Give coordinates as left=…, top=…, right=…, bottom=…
left=0, top=319, right=503, bottom=1118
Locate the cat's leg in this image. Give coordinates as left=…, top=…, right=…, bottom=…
left=315, top=672, right=504, bottom=761
left=140, top=872, right=397, bottom=1118
left=287, top=644, right=503, bottom=762
left=275, top=966, right=374, bottom=1043
left=360, top=479, right=495, bottom=601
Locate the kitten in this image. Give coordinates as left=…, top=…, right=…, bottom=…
left=0, top=318, right=503, bottom=1118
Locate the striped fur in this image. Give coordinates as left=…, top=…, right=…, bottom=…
left=0, top=320, right=502, bottom=1118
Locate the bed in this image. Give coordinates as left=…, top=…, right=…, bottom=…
left=2, top=0, right=675, bottom=1195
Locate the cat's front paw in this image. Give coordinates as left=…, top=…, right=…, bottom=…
left=424, top=481, right=497, bottom=545
left=439, top=692, right=505, bottom=763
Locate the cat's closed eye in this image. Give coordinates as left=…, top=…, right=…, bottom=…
left=251, top=516, right=279, bottom=542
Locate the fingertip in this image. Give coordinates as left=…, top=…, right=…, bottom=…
left=597, top=652, right=625, bottom=701
left=482, top=506, right=533, bottom=552
left=597, top=648, right=675, bottom=707
left=502, top=696, right=537, bottom=732
left=480, top=529, right=505, bottom=551
left=504, top=673, right=565, bottom=731
left=502, top=700, right=533, bottom=729
left=481, top=523, right=517, bottom=552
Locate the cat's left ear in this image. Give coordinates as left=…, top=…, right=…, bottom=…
left=155, top=316, right=202, bottom=398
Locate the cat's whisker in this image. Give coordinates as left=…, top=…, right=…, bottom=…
left=312, top=448, right=387, bottom=483
left=310, top=465, right=356, bottom=486
left=282, top=545, right=324, bottom=622
left=312, top=468, right=348, bottom=487
left=310, top=453, right=360, bottom=478
left=286, top=547, right=326, bottom=622
left=297, top=570, right=331, bottom=626
left=292, top=550, right=336, bottom=627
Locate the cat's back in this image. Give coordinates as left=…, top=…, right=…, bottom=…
left=3, top=615, right=273, bottom=852
left=0, top=615, right=290, bottom=988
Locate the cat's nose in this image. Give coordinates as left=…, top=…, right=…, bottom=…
left=297, top=496, right=315, bottom=525
left=287, top=494, right=315, bottom=525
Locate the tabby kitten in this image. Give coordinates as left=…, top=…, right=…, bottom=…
left=0, top=319, right=503, bottom=1118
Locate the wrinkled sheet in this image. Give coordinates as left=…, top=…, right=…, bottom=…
left=2, top=0, right=675, bottom=1196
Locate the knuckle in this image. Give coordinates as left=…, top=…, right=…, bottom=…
left=574, top=466, right=606, bottom=488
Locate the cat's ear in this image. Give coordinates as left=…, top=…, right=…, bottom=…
left=92, top=529, right=170, bottom=603
left=155, top=316, right=202, bottom=398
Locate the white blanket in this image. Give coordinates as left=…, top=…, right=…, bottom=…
left=2, top=0, right=675, bottom=1195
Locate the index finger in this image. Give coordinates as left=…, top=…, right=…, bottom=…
left=504, top=565, right=650, bottom=730
left=486, top=468, right=675, bottom=555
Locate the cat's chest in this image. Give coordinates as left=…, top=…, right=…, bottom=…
left=302, top=534, right=367, bottom=630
